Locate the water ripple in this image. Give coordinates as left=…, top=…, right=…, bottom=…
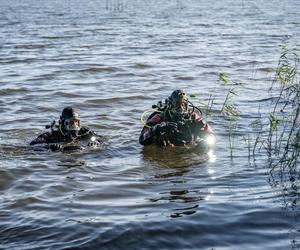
left=0, top=0, right=300, bottom=249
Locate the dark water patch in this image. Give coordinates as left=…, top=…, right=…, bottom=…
left=57, top=159, right=85, bottom=168
left=1, top=57, right=37, bottom=64
left=51, top=91, right=87, bottom=98
left=133, top=63, right=152, bottom=69
left=0, top=169, right=15, bottom=191
left=14, top=44, right=49, bottom=49
left=69, top=65, right=122, bottom=73
left=0, top=224, right=72, bottom=250
left=68, top=216, right=290, bottom=250
left=27, top=73, right=56, bottom=81
left=150, top=189, right=204, bottom=203
left=4, top=196, right=46, bottom=210
left=41, top=35, right=78, bottom=40
left=287, top=21, right=300, bottom=25
left=84, top=95, right=150, bottom=105
left=170, top=205, right=198, bottom=218
left=45, top=57, right=75, bottom=62
left=242, top=96, right=277, bottom=103
left=258, top=67, right=276, bottom=72
left=174, top=75, right=195, bottom=80
left=123, top=45, right=152, bottom=51
left=2, top=73, right=20, bottom=78
left=78, top=66, right=120, bottom=73
left=160, top=54, right=200, bottom=60
left=51, top=12, right=66, bottom=17
left=111, top=72, right=137, bottom=78
left=0, top=87, right=29, bottom=95
left=142, top=146, right=210, bottom=169
left=2, top=20, right=21, bottom=26
left=0, top=142, right=32, bottom=156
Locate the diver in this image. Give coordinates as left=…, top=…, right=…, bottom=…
left=30, top=106, right=104, bottom=151
left=139, top=90, right=214, bottom=148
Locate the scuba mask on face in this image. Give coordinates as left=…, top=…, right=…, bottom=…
left=63, top=118, right=81, bottom=139
left=168, top=90, right=189, bottom=118
left=59, top=106, right=81, bottom=138
left=64, top=118, right=81, bottom=132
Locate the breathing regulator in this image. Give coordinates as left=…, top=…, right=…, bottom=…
left=45, top=107, right=81, bottom=134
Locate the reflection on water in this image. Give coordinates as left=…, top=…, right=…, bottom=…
left=57, top=158, right=85, bottom=168
left=1, top=0, right=300, bottom=248
left=142, top=145, right=214, bottom=218
left=141, top=145, right=210, bottom=168
left=268, top=169, right=300, bottom=212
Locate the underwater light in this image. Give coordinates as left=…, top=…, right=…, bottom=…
left=206, top=134, right=216, bottom=147
left=91, top=136, right=96, bottom=142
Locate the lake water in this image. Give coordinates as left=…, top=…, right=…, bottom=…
left=1, top=0, right=300, bottom=249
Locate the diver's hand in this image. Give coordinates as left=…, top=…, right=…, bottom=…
left=49, top=143, right=63, bottom=151
left=153, top=122, right=178, bottom=134
left=87, top=140, right=101, bottom=147
left=198, top=119, right=206, bottom=128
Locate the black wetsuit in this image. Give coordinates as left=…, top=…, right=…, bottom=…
left=30, top=126, right=104, bottom=150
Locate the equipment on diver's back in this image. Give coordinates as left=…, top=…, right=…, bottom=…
left=142, top=99, right=202, bottom=129
left=152, top=98, right=202, bottom=117
left=141, top=90, right=203, bottom=132
left=45, top=120, right=59, bottom=132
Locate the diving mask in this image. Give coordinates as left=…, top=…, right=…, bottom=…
left=64, top=118, right=81, bottom=132
left=169, top=90, right=189, bottom=116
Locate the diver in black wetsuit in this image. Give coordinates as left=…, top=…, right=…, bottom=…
left=30, top=106, right=104, bottom=151
left=139, top=90, right=214, bottom=148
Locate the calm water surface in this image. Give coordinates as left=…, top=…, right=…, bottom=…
left=1, top=0, right=300, bottom=249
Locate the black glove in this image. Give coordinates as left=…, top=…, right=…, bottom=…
left=153, top=122, right=178, bottom=134
left=49, top=143, right=63, bottom=151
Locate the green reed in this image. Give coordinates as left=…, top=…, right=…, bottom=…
left=219, top=73, right=241, bottom=158
left=198, top=94, right=215, bottom=118
left=249, top=106, right=264, bottom=159
left=197, top=72, right=241, bottom=158
left=197, top=46, right=299, bottom=176
left=251, top=46, right=300, bottom=173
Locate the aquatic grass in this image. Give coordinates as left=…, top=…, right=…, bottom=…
left=269, top=48, right=299, bottom=169
left=106, top=0, right=124, bottom=11
left=219, top=72, right=230, bottom=85
left=196, top=54, right=293, bottom=163
left=197, top=73, right=241, bottom=158
left=219, top=73, right=241, bottom=158
left=250, top=46, right=300, bottom=175
left=249, top=107, right=264, bottom=159
left=242, top=134, right=252, bottom=159
left=211, top=47, right=300, bottom=203
left=198, top=94, right=215, bottom=118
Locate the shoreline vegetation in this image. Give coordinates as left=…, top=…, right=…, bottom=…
left=197, top=45, right=300, bottom=183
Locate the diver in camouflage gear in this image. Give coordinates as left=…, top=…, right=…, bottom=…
left=139, top=90, right=214, bottom=147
